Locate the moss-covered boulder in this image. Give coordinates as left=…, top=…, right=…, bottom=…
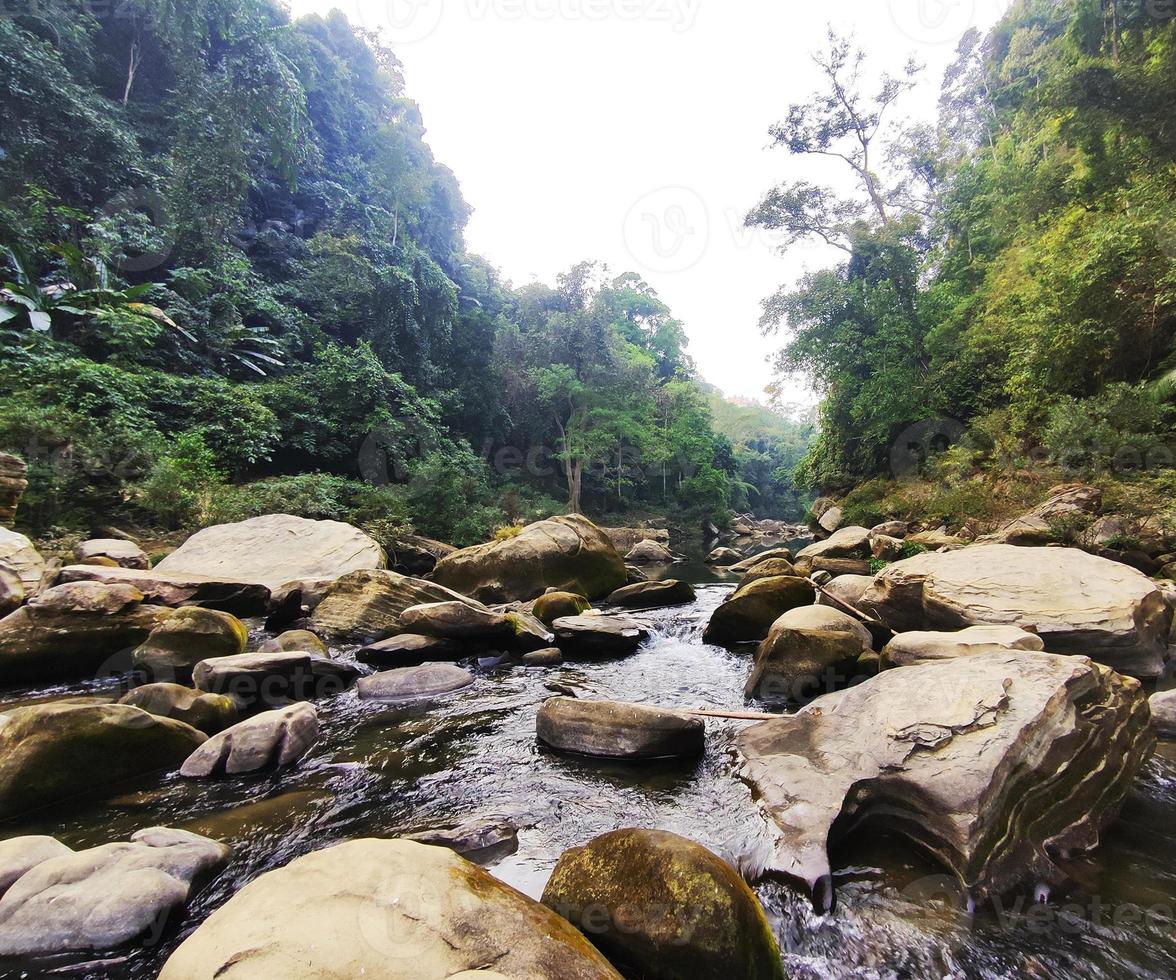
left=133, top=608, right=249, bottom=681
left=745, top=606, right=873, bottom=703
left=309, top=569, right=471, bottom=641
left=702, top=576, right=814, bottom=645
left=0, top=703, right=206, bottom=820
left=734, top=558, right=797, bottom=589
left=0, top=582, right=173, bottom=684
left=533, top=591, right=592, bottom=626
left=433, top=515, right=626, bottom=603
left=542, top=829, right=783, bottom=980
left=119, top=683, right=240, bottom=735
left=256, top=629, right=328, bottom=656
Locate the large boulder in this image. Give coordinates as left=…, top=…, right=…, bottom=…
left=74, top=537, right=150, bottom=570
left=119, top=683, right=240, bottom=735
left=552, top=615, right=648, bottom=657
left=543, top=829, right=783, bottom=980
left=702, top=576, right=814, bottom=646
left=310, top=569, right=470, bottom=641
left=384, top=533, right=456, bottom=575
left=736, top=558, right=798, bottom=588
left=736, top=652, right=1153, bottom=910
left=728, top=548, right=795, bottom=574
left=533, top=590, right=592, bottom=626
left=816, top=574, right=875, bottom=610
left=0, top=836, right=73, bottom=898
left=981, top=484, right=1102, bottom=546
left=862, top=544, right=1172, bottom=678
left=0, top=527, right=46, bottom=593
left=181, top=703, right=319, bottom=777
left=158, top=838, right=622, bottom=980
left=433, top=514, right=626, bottom=602
left=607, top=579, right=695, bottom=609
left=133, top=607, right=248, bottom=681
left=881, top=625, right=1045, bottom=669
left=0, top=581, right=173, bottom=684
left=0, top=453, right=27, bottom=527
left=357, top=664, right=474, bottom=702
left=0, top=703, right=206, bottom=820
left=537, top=698, right=704, bottom=760
left=193, top=652, right=359, bottom=708
left=57, top=564, right=270, bottom=616
left=796, top=526, right=871, bottom=562
left=626, top=540, right=677, bottom=564
left=745, top=606, right=872, bottom=703
left=0, top=827, right=229, bottom=956
left=399, top=600, right=514, bottom=642
left=156, top=514, right=386, bottom=590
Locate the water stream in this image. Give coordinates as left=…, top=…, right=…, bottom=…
left=1, top=560, right=1175, bottom=978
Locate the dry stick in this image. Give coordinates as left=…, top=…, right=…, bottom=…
left=805, top=576, right=884, bottom=627
left=685, top=708, right=780, bottom=721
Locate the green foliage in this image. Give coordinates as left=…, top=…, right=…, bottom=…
left=1043, top=383, right=1174, bottom=473
left=137, top=431, right=224, bottom=529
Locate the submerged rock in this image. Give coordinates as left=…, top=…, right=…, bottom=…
left=0, top=703, right=206, bottom=820
left=133, top=607, right=249, bottom=681
left=702, top=576, right=814, bottom=645
left=736, top=651, right=1154, bottom=910
left=607, top=579, right=696, bottom=609
left=542, top=829, right=783, bottom=980
left=181, top=703, right=319, bottom=777
left=745, top=606, right=872, bottom=702
left=356, top=632, right=467, bottom=668
left=881, top=625, right=1045, bottom=669
left=532, top=590, right=592, bottom=626
left=552, top=614, right=649, bottom=657
left=158, top=839, right=622, bottom=980
left=0, top=827, right=229, bottom=956
left=75, top=537, right=150, bottom=569
left=405, top=816, right=520, bottom=861
left=156, top=514, right=386, bottom=590
left=862, top=544, right=1172, bottom=678
left=356, top=663, right=474, bottom=702
left=119, top=683, right=240, bottom=735
left=537, top=697, right=704, bottom=760
left=57, top=564, right=270, bottom=616
left=433, top=514, right=627, bottom=602
left=309, top=569, right=470, bottom=641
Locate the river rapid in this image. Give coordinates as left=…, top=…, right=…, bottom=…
left=1, top=557, right=1175, bottom=979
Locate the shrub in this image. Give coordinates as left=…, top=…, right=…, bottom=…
left=137, top=431, right=225, bottom=529
left=1044, top=384, right=1174, bottom=475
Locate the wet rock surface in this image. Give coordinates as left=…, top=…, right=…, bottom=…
left=180, top=703, right=319, bottom=777
left=537, top=696, right=704, bottom=760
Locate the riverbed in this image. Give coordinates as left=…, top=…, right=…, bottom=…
left=1, top=566, right=1175, bottom=978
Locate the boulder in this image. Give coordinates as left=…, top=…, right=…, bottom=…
left=871, top=520, right=908, bottom=539
left=521, top=647, right=563, bottom=666
left=533, top=591, right=592, bottom=626
left=881, top=625, right=1045, bottom=669
left=1149, top=690, right=1176, bottom=738
left=133, top=607, right=248, bottom=681
left=157, top=514, right=386, bottom=590
left=74, top=538, right=150, bottom=570
left=537, top=697, right=704, bottom=760
left=193, top=652, right=359, bottom=708
left=543, top=829, right=783, bottom=980
left=552, top=615, right=649, bottom=657
left=705, top=547, right=743, bottom=565
left=504, top=609, right=558, bottom=652
left=356, top=663, right=474, bottom=702
left=736, top=651, right=1153, bottom=910
left=809, top=556, right=871, bottom=577
left=624, top=564, right=648, bottom=584
left=728, top=547, right=795, bottom=574
left=181, top=703, right=319, bottom=777
left=158, top=838, right=622, bottom=980
left=817, top=506, right=843, bottom=534
left=399, top=600, right=515, bottom=643
left=745, top=606, right=872, bottom=702
left=870, top=533, right=903, bottom=561
left=404, top=817, right=520, bottom=861
left=906, top=528, right=967, bottom=550
left=602, top=527, right=670, bottom=551
left=0, top=581, right=173, bottom=684
left=57, top=564, right=270, bottom=616
left=433, top=515, right=627, bottom=602
left=625, top=540, right=677, bottom=564
left=0, top=836, right=73, bottom=898
left=119, top=684, right=240, bottom=735
left=256, top=628, right=328, bottom=656
left=384, top=533, right=456, bottom=575
left=736, top=558, right=798, bottom=588
left=310, top=569, right=470, bottom=641
left=796, top=526, right=871, bottom=562
left=981, top=485, right=1102, bottom=547
left=816, top=574, right=875, bottom=610
left=0, top=567, right=21, bottom=618
left=702, top=576, right=814, bottom=646
left=862, top=545, right=1172, bottom=678
left=0, top=703, right=206, bottom=820
left=0, top=527, right=46, bottom=594
left=356, top=633, right=467, bottom=668
left=0, top=453, right=27, bottom=527
left=607, top=579, right=696, bottom=609
left=0, top=828, right=229, bottom=956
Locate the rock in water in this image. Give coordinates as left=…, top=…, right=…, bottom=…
left=399, top=600, right=516, bottom=642
left=193, top=652, right=359, bottom=708
left=119, top=683, right=240, bottom=735
left=0, top=836, right=74, bottom=898
left=405, top=817, right=520, bottom=861
left=537, top=697, right=704, bottom=760
left=0, top=827, right=230, bottom=956
left=156, top=514, right=386, bottom=590
left=433, top=514, right=626, bottom=602
left=542, top=829, right=783, bottom=980
left=0, top=527, right=44, bottom=594
left=0, top=703, right=206, bottom=820
left=552, top=615, right=648, bottom=657
left=181, top=703, right=319, bottom=777
left=133, top=607, right=249, bottom=681
left=74, top=538, right=150, bottom=569
left=0, top=582, right=173, bottom=684
left=157, top=839, right=623, bottom=980
left=705, top=547, right=743, bottom=565
left=881, top=625, right=1045, bottom=669
left=356, top=633, right=467, bottom=668
left=626, top=540, right=677, bottom=563
left=357, top=663, right=474, bottom=702
left=735, top=558, right=798, bottom=587
left=736, top=651, right=1154, bottom=910
left=256, top=628, right=328, bottom=656
left=1150, top=690, right=1176, bottom=738
left=607, top=579, right=696, bottom=609
left=702, top=576, right=814, bottom=645
left=862, top=544, right=1172, bottom=678
left=310, top=569, right=471, bottom=641
left=532, top=590, right=592, bottom=626
left=745, top=606, right=872, bottom=702
left=57, top=564, right=271, bottom=616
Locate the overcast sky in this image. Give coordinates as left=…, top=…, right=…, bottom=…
left=289, top=0, right=1010, bottom=405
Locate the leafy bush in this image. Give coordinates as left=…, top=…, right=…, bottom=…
left=1044, top=384, right=1174, bottom=475
left=137, top=432, right=225, bottom=529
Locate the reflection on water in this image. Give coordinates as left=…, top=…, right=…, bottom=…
left=2, top=569, right=1175, bottom=979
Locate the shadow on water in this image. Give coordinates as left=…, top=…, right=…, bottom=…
left=2, top=562, right=1175, bottom=978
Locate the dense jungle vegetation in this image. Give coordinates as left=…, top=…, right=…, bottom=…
left=0, top=0, right=812, bottom=546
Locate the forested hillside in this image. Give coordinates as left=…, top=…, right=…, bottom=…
left=752, top=0, right=1176, bottom=519
left=0, top=0, right=809, bottom=546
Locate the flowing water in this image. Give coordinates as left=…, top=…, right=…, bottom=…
left=2, top=559, right=1175, bottom=979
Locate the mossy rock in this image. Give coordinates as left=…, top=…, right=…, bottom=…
left=735, top=558, right=797, bottom=589
left=542, top=829, right=783, bottom=980
left=702, top=576, right=815, bottom=645
left=133, top=607, right=249, bottom=681
left=119, top=683, right=240, bottom=735
left=533, top=591, right=592, bottom=626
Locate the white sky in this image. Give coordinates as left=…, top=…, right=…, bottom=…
left=288, top=0, right=1010, bottom=403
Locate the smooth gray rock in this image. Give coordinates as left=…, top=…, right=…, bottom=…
left=405, top=817, right=520, bottom=860
left=520, top=647, right=563, bottom=667
left=399, top=600, right=515, bottom=642
left=705, top=547, right=743, bottom=565
left=625, top=540, right=677, bottom=564
left=57, top=564, right=270, bottom=616
left=75, top=538, right=150, bottom=569
left=881, top=625, right=1045, bottom=669
left=356, top=663, right=474, bottom=702
left=0, top=836, right=74, bottom=898
left=796, top=526, right=871, bottom=562
left=0, top=527, right=46, bottom=593
left=1150, top=690, right=1176, bottom=738
left=537, top=697, right=704, bottom=760
left=181, top=703, right=319, bottom=777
